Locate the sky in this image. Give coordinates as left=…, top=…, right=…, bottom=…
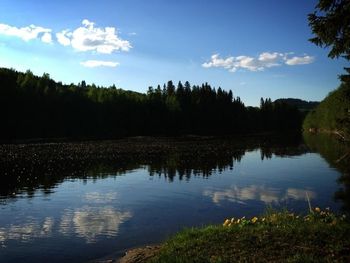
left=0, top=0, right=347, bottom=106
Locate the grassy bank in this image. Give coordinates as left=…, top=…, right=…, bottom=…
left=149, top=209, right=350, bottom=263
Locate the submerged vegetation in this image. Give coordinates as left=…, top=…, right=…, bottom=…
left=0, top=67, right=304, bottom=140
left=149, top=208, right=350, bottom=263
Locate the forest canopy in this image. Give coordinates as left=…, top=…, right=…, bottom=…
left=0, top=67, right=304, bottom=140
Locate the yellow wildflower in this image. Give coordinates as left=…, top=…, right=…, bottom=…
left=315, top=207, right=321, bottom=212
left=251, top=217, right=258, bottom=223
left=223, top=219, right=230, bottom=226
left=237, top=219, right=241, bottom=224
left=230, top=218, right=235, bottom=223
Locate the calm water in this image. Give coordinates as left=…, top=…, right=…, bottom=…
left=0, top=134, right=349, bottom=262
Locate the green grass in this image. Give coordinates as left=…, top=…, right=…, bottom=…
left=149, top=208, right=350, bottom=263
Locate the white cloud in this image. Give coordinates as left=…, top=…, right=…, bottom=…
left=41, top=32, right=52, bottom=43
left=258, top=52, right=283, bottom=67
left=0, top=23, right=52, bottom=43
left=56, top=30, right=71, bottom=46
left=203, top=52, right=315, bottom=73
left=236, top=55, right=264, bottom=71
left=80, top=60, right=119, bottom=68
left=202, top=54, right=234, bottom=69
left=285, top=55, right=314, bottom=65
left=57, top=19, right=131, bottom=54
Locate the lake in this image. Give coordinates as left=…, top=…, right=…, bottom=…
left=0, top=134, right=349, bottom=262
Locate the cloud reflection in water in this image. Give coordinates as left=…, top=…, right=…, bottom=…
left=59, top=206, right=132, bottom=243
left=0, top=217, right=54, bottom=247
left=0, top=191, right=132, bottom=246
left=203, top=185, right=316, bottom=205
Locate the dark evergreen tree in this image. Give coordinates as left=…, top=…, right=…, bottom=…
left=309, top=0, right=350, bottom=82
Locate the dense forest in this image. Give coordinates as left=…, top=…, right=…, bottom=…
left=0, top=67, right=304, bottom=140
left=303, top=82, right=350, bottom=140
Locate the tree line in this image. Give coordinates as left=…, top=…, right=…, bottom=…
left=0, top=67, right=303, bottom=140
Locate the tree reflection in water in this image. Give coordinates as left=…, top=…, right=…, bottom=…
left=304, top=133, right=350, bottom=213
left=1, top=134, right=348, bottom=213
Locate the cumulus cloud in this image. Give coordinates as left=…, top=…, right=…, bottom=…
left=0, top=23, right=52, bottom=43
left=202, top=54, right=234, bottom=69
left=285, top=55, right=314, bottom=65
left=41, top=32, right=52, bottom=43
left=57, top=19, right=131, bottom=54
left=56, top=30, right=71, bottom=46
left=202, top=52, right=314, bottom=73
left=80, top=60, right=119, bottom=68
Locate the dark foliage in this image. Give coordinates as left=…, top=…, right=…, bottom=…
left=0, top=67, right=303, bottom=140
left=308, top=0, right=350, bottom=82
left=303, top=82, right=350, bottom=139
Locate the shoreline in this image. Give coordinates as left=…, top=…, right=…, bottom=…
left=92, top=245, right=161, bottom=263
left=93, top=209, right=350, bottom=263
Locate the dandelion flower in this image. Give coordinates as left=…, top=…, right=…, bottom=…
left=223, top=219, right=230, bottom=226
left=251, top=217, right=258, bottom=223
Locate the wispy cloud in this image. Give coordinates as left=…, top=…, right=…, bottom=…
left=0, top=23, right=52, bottom=43
left=80, top=60, right=119, bottom=68
left=203, top=52, right=314, bottom=73
left=57, top=19, right=131, bottom=54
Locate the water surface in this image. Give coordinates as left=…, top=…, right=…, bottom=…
left=0, top=135, right=348, bottom=262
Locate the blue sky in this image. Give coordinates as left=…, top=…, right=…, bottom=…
left=0, top=0, right=347, bottom=106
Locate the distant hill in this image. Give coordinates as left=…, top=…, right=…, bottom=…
left=274, top=98, right=320, bottom=112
